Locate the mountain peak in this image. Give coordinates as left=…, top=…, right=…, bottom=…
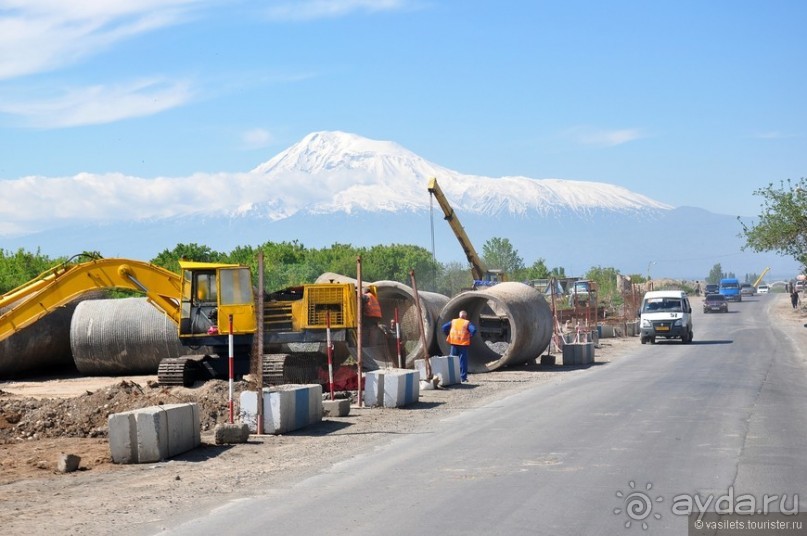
left=249, top=130, right=671, bottom=216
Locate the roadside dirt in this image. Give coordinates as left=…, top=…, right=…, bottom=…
left=1, top=294, right=802, bottom=535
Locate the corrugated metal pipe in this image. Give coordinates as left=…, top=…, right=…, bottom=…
left=70, top=297, right=202, bottom=375
left=436, top=282, right=553, bottom=372
left=0, top=293, right=105, bottom=378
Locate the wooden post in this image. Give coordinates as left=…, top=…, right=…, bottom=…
left=356, top=256, right=363, bottom=407
left=409, top=269, right=432, bottom=379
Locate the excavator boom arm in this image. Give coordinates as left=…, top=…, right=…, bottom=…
left=427, top=177, right=488, bottom=281
left=0, top=258, right=182, bottom=342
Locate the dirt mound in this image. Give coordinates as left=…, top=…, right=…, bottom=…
left=0, top=379, right=252, bottom=444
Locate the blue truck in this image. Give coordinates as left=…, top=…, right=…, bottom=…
left=719, top=277, right=742, bottom=302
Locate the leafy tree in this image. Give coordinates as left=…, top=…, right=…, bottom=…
left=707, top=264, right=724, bottom=285
left=585, top=265, right=620, bottom=304
left=520, top=258, right=551, bottom=282
left=361, top=244, right=438, bottom=286
left=151, top=243, right=225, bottom=273
left=739, top=178, right=807, bottom=268
left=482, top=237, right=525, bottom=277
left=0, top=248, right=63, bottom=293
left=435, top=261, right=473, bottom=296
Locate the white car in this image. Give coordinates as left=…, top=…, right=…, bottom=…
left=757, top=285, right=770, bottom=294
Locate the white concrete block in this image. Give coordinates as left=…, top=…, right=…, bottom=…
left=239, top=384, right=323, bottom=434
left=415, top=356, right=461, bottom=386
left=364, top=369, right=419, bottom=407
left=108, top=403, right=200, bottom=464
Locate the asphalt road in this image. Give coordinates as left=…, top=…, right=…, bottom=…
left=160, top=293, right=807, bottom=535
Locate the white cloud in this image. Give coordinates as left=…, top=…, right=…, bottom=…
left=564, top=126, right=646, bottom=147
left=264, top=0, right=411, bottom=21
left=241, top=128, right=274, bottom=150
left=0, top=78, right=194, bottom=127
left=0, top=0, right=205, bottom=80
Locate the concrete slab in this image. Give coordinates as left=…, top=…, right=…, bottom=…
left=240, top=384, right=323, bottom=434
left=108, top=403, right=201, bottom=464
left=415, top=356, right=461, bottom=386
left=364, top=368, right=419, bottom=407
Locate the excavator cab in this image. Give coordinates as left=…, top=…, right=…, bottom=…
left=178, top=261, right=256, bottom=341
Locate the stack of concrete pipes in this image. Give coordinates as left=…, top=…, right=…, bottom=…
left=316, top=273, right=554, bottom=373
left=0, top=276, right=554, bottom=378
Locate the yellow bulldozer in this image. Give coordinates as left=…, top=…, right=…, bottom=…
left=0, top=255, right=360, bottom=386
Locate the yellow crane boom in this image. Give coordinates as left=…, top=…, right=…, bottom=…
left=753, top=267, right=770, bottom=288
left=427, top=177, right=489, bottom=281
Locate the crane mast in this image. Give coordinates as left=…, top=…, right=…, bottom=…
left=427, top=177, right=492, bottom=283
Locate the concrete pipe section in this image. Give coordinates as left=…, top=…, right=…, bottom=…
left=0, top=292, right=106, bottom=378
left=436, top=282, right=553, bottom=373
left=1, top=303, right=76, bottom=377
left=70, top=297, right=203, bottom=375
left=315, top=273, right=450, bottom=369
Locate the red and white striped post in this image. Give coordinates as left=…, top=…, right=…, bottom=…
left=326, top=311, right=335, bottom=400
left=394, top=308, right=402, bottom=369
left=228, top=314, right=234, bottom=424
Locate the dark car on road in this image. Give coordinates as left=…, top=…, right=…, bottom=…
left=704, top=284, right=720, bottom=295
left=703, top=293, right=728, bottom=313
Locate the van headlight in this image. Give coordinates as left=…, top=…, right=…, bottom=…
left=674, top=319, right=682, bottom=327
left=641, top=319, right=652, bottom=328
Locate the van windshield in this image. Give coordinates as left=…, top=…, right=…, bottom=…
left=643, top=298, right=682, bottom=313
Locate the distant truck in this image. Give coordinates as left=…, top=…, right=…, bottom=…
left=719, top=277, right=742, bottom=302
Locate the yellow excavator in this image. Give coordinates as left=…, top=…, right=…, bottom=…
left=427, top=177, right=506, bottom=288
left=0, top=255, right=359, bottom=386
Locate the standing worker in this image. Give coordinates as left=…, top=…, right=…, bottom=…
left=442, top=310, right=477, bottom=383
left=791, top=288, right=800, bottom=310
left=362, top=287, right=383, bottom=342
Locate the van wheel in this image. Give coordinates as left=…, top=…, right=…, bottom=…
left=683, top=330, right=693, bottom=344
left=641, top=336, right=647, bottom=344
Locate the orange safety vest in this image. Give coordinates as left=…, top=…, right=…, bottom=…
left=447, top=318, right=471, bottom=346
left=364, top=292, right=382, bottom=319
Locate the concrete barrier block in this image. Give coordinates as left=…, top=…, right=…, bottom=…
left=239, top=385, right=323, bottom=435
left=108, top=403, right=200, bottom=464
left=108, top=411, right=138, bottom=464
left=322, top=398, right=351, bottom=417
left=562, top=342, right=595, bottom=366
left=136, top=404, right=200, bottom=463
left=415, top=356, right=461, bottom=387
left=213, top=423, right=251, bottom=444
left=364, top=368, right=419, bottom=407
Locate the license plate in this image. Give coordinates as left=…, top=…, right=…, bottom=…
left=656, top=325, right=670, bottom=332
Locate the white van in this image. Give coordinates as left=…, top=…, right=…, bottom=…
left=639, top=290, right=694, bottom=344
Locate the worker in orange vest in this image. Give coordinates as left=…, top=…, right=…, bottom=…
left=362, top=287, right=384, bottom=345
left=441, top=310, right=477, bottom=383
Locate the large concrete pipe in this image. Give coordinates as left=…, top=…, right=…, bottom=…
left=315, top=273, right=450, bottom=368
left=436, top=282, right=553, bottom=372
left=1, top=304, right=75, bottom=377
left=70, top=297, right=201, bottom=375
left=0, top=292, right=105, bottom=378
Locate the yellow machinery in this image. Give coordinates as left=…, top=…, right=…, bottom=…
left=427, top=177, right=506, bottom=287
left=753, top=267, right=770, bottom=288
left=0, top=255, right=359, bottom=385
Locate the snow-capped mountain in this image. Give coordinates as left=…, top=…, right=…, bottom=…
left=0, top=131, right=797, bottom=280
left=249, top=131, right=671, bottom=217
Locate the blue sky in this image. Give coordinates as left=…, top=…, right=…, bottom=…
left=0, top=0, right=805, bottom=221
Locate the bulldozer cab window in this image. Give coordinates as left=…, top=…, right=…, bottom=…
left=194, top=271, right=217, bottom=304
left=219, top=268, right=253, bottom=305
